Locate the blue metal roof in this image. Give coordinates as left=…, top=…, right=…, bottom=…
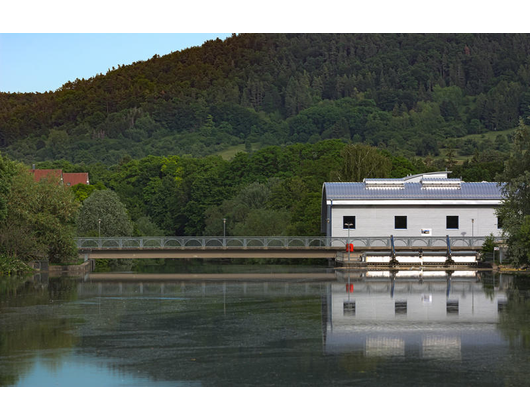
left=323, top=181, right=504, bottom=200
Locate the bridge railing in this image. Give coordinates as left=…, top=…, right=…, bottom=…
left=76, top=236, right=335, bottom=249
left=75, top=236, right=498, bottom=249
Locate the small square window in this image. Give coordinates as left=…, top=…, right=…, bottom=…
left=446, top=216, right=459, bottom=229
left=343, top=216, right=356, bottom=229
left=395, top=216, right=407, bottom=229
left=343, top=301, right=356, bottom=316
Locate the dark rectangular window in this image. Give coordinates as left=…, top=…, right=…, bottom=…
left=395, top=300, right=407, bottom=315
left=343, top=301, right=356, bottom=316
left=446, top=216, right=459, bottom=229
left=497, top=217, right=503, bottom=229
left=447, top=300, right=459, bottom=314
left=395, top=216, right=407, bottom=229
left=343, top=216, right=356, bottom=229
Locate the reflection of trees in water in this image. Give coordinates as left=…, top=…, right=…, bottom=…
left=498, top=290, right=530, bottom=348
left=4, top=274, right=530, bottom=386
left=496, top=276, right=530, bottom=386
left=95, top=259, right=134, bottom=272
left=0, top=277, right=79, bottom=386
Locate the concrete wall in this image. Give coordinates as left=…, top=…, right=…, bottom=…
left=330, top=205, right=502, bottom=237
left=47, top=260, right=94, bottom=275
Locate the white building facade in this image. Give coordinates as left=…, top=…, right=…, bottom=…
left=321, top=172, right=504, bottom=238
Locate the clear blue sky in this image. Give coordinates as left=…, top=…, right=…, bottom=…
left=0, top=34, right=231, bottom=93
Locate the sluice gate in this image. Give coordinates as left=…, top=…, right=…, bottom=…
left=337, top=235, right=482, bottom=267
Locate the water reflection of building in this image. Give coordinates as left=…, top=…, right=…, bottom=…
left=69, top=270, right=511, bottom=363
left=323, top=271, right=509, bottom=359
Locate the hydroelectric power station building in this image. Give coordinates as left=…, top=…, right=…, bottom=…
left=321, top=172, right=504, bottom=239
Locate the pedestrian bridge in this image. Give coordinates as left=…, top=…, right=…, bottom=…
left=76, top=236, right=492, bottom=260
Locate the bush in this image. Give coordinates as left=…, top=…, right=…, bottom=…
left=0, top=255, right=31, bottom=275
left=481, top=234, right=497, bottom=263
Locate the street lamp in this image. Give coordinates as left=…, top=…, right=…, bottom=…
left=98, top=218, right=101, bottom=238
left=326, top=218, right=330, bottom=247
left=471, top=218, right=474, bottom=241
left=223, top=218, right=226, bottom=238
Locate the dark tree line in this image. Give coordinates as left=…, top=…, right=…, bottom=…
left=1, top=34, right=530, bottom=164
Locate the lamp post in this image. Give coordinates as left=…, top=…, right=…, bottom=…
left=98, top=218, right=102, bottom=249
left=222, top=218, right=227, bottom=247
left=326, top=218, right=330, bottom=247
left=471, top=218, right=474, bottom=242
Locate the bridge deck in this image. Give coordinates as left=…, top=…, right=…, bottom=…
left=76, top=236, right=493, bottom=259
left=79, top=247, right=340, bottom=259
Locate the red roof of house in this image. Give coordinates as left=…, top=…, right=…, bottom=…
left=30, top=169, right=63, bottom=183
left=29, top=169, right=89, bottom=187
left=63, top=173, right=90, bottom=186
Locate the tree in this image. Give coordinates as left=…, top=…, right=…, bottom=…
left=0, top=153, right=17, bottom=222
left=518, top=216, right=530, bottom=262
left=331, top=144, right=392, bottom=181
left=496, top=119, right=530, bottom=266
left=134, top=216, right=165, bottom=236
left=232, top=208, right=290, bottom=236
left=285, top=73, right=313, bottom=117
left=77, top=189, right=133, bottom=237
left=286, top=192, right=322, bottom=236
left=70, top=182, right=106, bottom=203
left=0, top=153, right=80, bottom=264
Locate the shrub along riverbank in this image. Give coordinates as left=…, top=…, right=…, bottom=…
left=0, top=255, right=32, bottom=275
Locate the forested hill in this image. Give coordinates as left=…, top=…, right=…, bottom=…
left=2, top=33, right=530, bottom=164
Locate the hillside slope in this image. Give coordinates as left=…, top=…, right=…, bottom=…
left=1, top=33, right=530, bottom=164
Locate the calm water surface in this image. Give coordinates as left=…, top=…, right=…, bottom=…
left=1, top=263, right=530, bottom=386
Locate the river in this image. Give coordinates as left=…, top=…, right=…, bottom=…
left=1, top=262, right=530, bottom=386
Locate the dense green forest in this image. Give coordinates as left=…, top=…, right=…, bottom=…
left=39, top=141, right=359, bottom=237
left=1, top=33, right=530, bottom=164
left=2, top=140, right=432, bottom=272
left=2, top=33, right=530, bottom=270
left=33, top=139, right=505, bottom=238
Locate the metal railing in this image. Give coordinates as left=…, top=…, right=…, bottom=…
left=75, top=236, right=498, bottom=249
left=76, top=236, right=335, bottom=249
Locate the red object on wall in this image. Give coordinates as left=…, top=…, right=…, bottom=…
left=346, top=284, right=354, bottom=293
left=346, top=243, right=354, bottom=252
